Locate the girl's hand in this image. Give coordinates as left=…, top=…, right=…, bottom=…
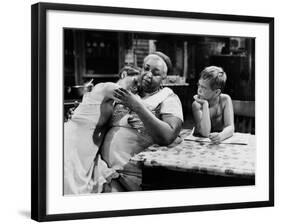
left=83, top=79, right=94, bottom=92
left=209, top=132, right=222, bottom=144
left=65, top=101, right=79, bottom=121
left=113, top=88, right=141, bottom=111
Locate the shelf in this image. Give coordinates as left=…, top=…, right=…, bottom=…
left=83, top=74, right=119, bottom=78
left=162, top=83, right=189, bottom=87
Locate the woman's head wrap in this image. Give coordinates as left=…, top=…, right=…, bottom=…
left=150, top=51, right=173, bottom=75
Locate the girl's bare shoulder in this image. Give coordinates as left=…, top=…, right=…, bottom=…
left=92, top=82, right=119, bottom=93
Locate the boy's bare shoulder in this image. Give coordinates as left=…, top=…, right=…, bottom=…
left=221, top=93, right=232, bottom=101
left=220, top=94, right=232, bottom=106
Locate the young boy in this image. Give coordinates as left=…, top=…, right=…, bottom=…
left=192, top=66, right=234, bottom=144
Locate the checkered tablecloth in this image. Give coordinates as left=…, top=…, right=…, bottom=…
left=131, top=129, right=255, bottom=178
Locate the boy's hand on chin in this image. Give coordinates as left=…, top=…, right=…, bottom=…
left=193, top=95, right=208, bottom=105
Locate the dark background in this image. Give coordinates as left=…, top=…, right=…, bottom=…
left=64, top=29, right=255, bottom=130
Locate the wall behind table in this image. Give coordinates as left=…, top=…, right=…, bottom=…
left=164, top=84, right=197, bottom=127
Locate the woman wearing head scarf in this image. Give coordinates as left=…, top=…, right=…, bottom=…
left=101, top=52, right=183, bottom=191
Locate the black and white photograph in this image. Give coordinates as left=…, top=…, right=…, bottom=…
left=2, top=0, right=281, bottom=223
left=63, top=29, right=256, bottom=195
left=30, top=2, right=274, bottom=222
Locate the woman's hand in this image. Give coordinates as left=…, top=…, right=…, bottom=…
left=209, top=132, right=223, bottom=144
left=113, top=88, right=142, bottom=111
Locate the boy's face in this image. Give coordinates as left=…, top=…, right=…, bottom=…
left=197, top=78, right=219, bottom=100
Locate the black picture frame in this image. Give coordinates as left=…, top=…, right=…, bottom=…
left=31, top=2, right=274, bottom=222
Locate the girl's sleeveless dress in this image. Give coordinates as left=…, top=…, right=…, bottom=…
left=63, top=83, right=118, bottom=195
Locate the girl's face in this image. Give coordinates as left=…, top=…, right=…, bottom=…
left=197, top=78, right=218, bottom=100
left=118, top=76, right=138, bottom=94
left=140, top=55, right=166, bottom=93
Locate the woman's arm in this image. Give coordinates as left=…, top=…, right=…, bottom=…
left=113, top=88, right=182, bottom=145
left=134, top=103, right=182, bottom=145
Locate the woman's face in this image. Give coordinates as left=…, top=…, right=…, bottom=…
left=140, top=55, right=166, bottom=93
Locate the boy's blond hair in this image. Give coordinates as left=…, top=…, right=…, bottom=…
left=200, top=66, right=227, bottom=91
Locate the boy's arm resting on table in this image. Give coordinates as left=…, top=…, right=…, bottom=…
left=192, top=100, right=211, bottom=137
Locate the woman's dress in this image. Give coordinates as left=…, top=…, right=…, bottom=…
left=101, top=87, right=184, bottom=191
